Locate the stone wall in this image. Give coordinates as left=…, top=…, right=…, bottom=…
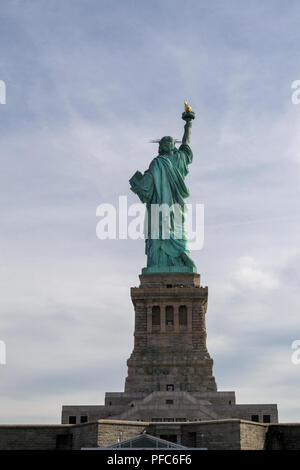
left=266, top=424, right=300, bottom=450
left=181, top=420, right=241, bottom=450
left=149, top=419, right=267, bottom=450
left=97, top=420, right=147, bottom=447
left=240, top=421, right=267, bottom=450
left=0, top=425, right=70, bottom=450
left=2, top=419, right=300, bottom=450
left=0, top=421, right=147, bottom=450
left=71, top=422, right=99, bottom=449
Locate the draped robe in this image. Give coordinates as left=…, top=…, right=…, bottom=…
left=129, top=144, right=196, bottom=272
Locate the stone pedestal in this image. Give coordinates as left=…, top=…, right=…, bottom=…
left=61, top=272, right=278, bottom=425
left=125, top=273, right=217, bottom=394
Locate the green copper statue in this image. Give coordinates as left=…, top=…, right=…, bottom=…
left=129, top=102, right=197, bottom=274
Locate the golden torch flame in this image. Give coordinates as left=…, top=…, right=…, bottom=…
left=184, top=101, right=192, bottom=112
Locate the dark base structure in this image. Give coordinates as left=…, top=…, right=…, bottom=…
left=0, top=419, right=299, bottom=450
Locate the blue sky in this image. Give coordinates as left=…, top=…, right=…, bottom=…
left=1, top=0, right=300, bottom=423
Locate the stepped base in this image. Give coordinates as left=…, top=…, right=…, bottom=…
left=61, top=390, right=278, bottom=424
left=142, top=266, right=197, bottom=274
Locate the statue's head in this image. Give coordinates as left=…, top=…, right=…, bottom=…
left=158, top=136, right=175, bottom=155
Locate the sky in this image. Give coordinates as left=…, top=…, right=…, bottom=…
left=1, top=0, right=300, bottom=423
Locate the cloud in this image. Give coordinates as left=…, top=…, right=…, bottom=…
left=230, top=256, right=279, bottom=291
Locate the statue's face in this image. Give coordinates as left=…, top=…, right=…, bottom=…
left=159, top=136, right=175, bottom=155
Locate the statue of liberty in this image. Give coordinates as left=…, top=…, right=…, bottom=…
left=129, top=102, right=197, bottom=274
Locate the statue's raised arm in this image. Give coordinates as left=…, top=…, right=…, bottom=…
left=181, top=101, right=195, bottom=146
left=129, top=102, right=197, bottom=274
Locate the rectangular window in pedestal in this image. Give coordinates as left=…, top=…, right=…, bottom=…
left=166, top=306, right=174, bottom=326
left=152, top=306, right=160, bottom=325
left=179, top=305, right=187, bottom=325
